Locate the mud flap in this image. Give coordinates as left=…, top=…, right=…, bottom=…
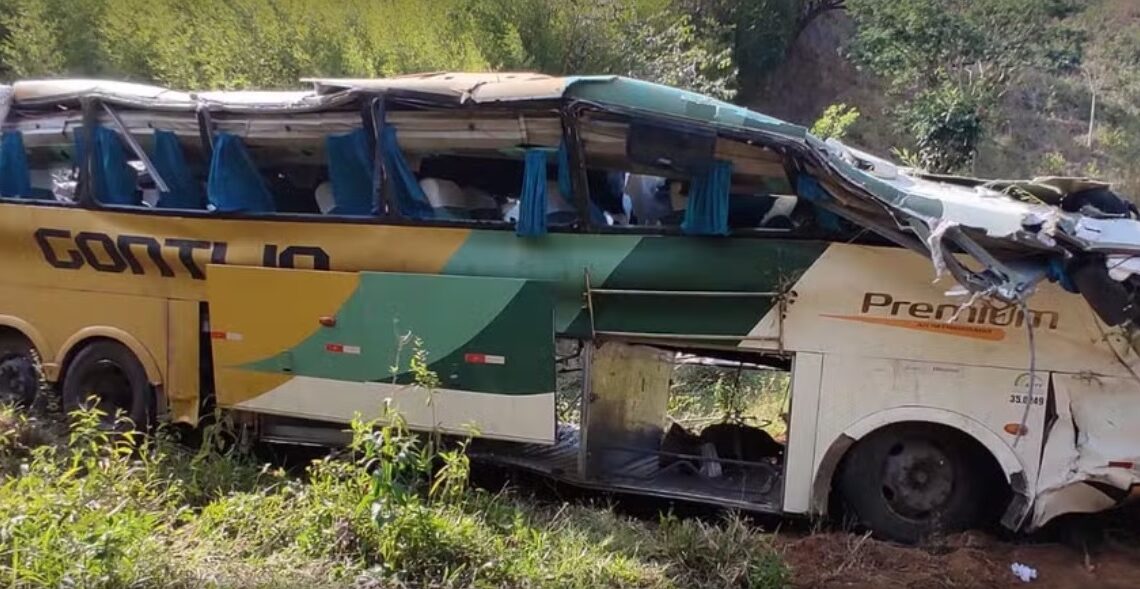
left=206, top=265, right=556, bottom=443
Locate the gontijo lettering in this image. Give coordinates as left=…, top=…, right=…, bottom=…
left=33, top=228, right=330, bottom=279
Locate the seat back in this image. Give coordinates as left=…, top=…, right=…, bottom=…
left=152, top=129, right=206, bottom=209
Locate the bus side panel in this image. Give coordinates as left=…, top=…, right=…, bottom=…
left=813, top=355, right=1046, bottom=487
left=0, top=283, right=168, bottom=387
left=743, top=243, right=1132, bottom=378
left=783, top=352, right=823, bottom=514
left=165, top=298, right=200, bottom=424
left=206, top=265, right=556, bottom=443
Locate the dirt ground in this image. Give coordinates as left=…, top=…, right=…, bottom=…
left=779, top=509, right=1140, bottom=589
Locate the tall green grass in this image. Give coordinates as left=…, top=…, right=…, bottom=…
left=0, top=404, right=788, bottom=588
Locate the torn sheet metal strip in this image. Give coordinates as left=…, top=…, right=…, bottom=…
left=0, top=86, right=11, bottom=126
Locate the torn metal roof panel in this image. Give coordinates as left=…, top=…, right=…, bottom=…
left=0, top=85, right=10, bottom=124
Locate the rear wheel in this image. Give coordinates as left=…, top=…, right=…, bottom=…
left=838, top=424, right=985, bottom=543
left=0, top=333, right=38, bottom=409
left=62, top=341, right=153, bottom=431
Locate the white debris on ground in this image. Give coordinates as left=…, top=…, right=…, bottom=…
left=1010, top=562, right=1039, bottom=583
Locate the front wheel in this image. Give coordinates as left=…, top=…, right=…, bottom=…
left=838, top=424, right=985, bottom=543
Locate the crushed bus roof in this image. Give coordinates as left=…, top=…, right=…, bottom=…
left=4, top=72, right=1140, bottom=340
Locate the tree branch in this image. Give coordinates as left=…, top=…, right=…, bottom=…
left=789, top=0, right=847, bottom=53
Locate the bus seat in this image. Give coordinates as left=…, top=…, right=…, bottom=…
left=207, top=132, right=275, bottom=214
left=462, top=186, right=502, bottom=220
left=420, top=177, right=468, bottom=218
left=314, top=181, right=335, bottom=214
left=760, top=195, right=798, bottom=228
left=152, top=129, right=206, bottom=210
left=419, top=177, right=500, bottom=220
left=546, top=181, right=578, bottom=226
left=325, top=128, right=374, bottom=216
left=624, top=174, right=673, bottom=225
left=28, top=167, right=68, bottom=200
left=727, top=194, right=773, bottom=228
left=0, top=131, right=33, bottom=198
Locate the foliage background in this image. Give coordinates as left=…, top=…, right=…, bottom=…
left=1, top=0, right=1139, bottom=191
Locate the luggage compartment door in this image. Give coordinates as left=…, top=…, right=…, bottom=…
left=207, top=265, right=555, bottom=443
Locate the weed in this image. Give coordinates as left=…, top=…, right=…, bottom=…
left=0, top=382, right=789, bottom=588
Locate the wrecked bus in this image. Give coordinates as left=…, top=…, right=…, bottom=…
left=0, top=73, right=1137, bottom=542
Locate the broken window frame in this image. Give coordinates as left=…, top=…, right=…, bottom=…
left=560, top=100, right=861, bottom=241
left=70, top=96, right=389, bottom=221
left=364, top=92, right=585, bottom=232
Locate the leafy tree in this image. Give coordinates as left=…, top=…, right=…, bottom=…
left=847, top=0, right=1084, bottom=172
left=680, top=0, right=846, bottom=100
left=0, top=0, right=65, bottom=78
left=810, top=103, right=860, bottom=140
left=626, top=13, right=737, bottom=100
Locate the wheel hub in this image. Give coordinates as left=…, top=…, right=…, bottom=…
left=79, top=360, right=134, bottom=425
left=880, top=439, right=954, bottom=521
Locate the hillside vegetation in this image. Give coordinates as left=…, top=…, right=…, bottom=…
left=2, top=0, right=1137, bottom=194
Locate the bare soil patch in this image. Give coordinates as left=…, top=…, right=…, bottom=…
left=780, top=514, right=1140, bottom=589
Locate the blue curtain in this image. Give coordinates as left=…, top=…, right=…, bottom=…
left=556, top=141, right=608, bottom=225
left=207, top=132, right=275, bottom=213
left=326, top=128, right=375, bottom=215
left=795, top=175, right=841, bottom=232
left=681, top=160, right=732, bottom=236
left=75, top=126, right=140, bottom=205
left=379, top=125, right=433, bottom=219
left=152, top=130, right=205, bottom=209
left=1047, top=258, right=1079, bottom=294
left=0, top=131, right=32, bottom=198
left=97, top=127, right=140, bottom=205
left=517, top=149, right=549, bottom=237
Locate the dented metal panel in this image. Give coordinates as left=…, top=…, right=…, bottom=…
left=1034, top=373, right=1140, bottom=527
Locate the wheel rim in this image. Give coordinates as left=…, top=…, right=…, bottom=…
left=0, top=351, right=36, bottom=407
left=77, top=359, right=134, bottom=427
left=879, top=437, right=955, bottom=521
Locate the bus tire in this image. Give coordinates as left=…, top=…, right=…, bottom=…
left=62, top=340, right=153, bottom=430
left=837, top=423, right=984, bottom=544
left=0, top=332, right=38, bottom=409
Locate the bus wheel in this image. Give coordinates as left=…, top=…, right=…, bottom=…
left=62, top=341, right=152, bottom=431
left=0, top=333, right=38, bottom=409
left=838, top=424, right=983, bottom=543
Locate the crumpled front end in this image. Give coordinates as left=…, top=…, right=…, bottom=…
left=805, top=138, right=1140, bottom=356
left=796, top=138, right=1140, bottom=527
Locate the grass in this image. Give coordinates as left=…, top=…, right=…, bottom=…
left=0, top=404, right=789, bottom=588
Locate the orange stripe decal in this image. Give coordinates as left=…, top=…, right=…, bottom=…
left=822, top=314, right=1006, bottom=341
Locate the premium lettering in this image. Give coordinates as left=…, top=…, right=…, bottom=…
left=861, top=291, right=1059, bottom=330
